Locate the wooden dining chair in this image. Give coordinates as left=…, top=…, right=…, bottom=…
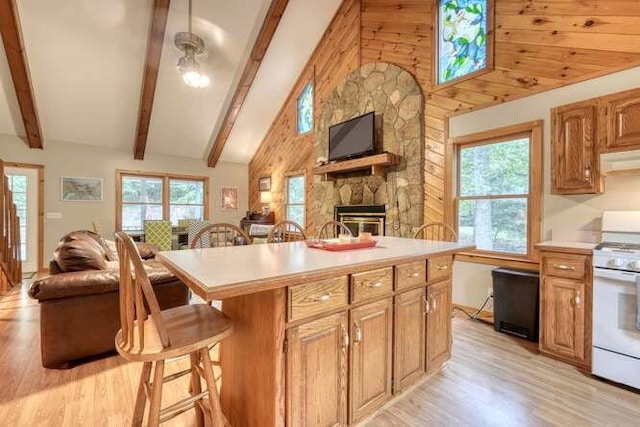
left=413, top=222, right=458, bottom=242
left=317, top=220, right=352, bottom=239
left=267, top=220, right=306, bottom=243
left=190, top=223, right=252, bottom=248
left=114, top=232, right=233, bottom=426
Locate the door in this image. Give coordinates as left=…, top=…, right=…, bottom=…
left=541, top=276, right=585, bottom=362
left=393, top=287, right=425, bottom=393
left=426, top=279, right=452, bottom=373
left=287, top=312, right=348, bottom=427
left=550, top=101, right=601, bottom=194
left=5, top=166, right=40, bottom=273
left=349, top=298, right=393, bottom=423
left=605, top=87, right=640, bottom=151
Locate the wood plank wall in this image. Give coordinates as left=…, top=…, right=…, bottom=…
left=249, top=0, right=640, bottom=228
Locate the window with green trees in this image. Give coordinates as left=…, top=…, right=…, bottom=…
left=454, top=121, right=541, bottom=260
left=118, top=171, right=208, bottom=231
left=297, top=81, right=313, bottom=134
left=286, top=175, right=305, bottom=226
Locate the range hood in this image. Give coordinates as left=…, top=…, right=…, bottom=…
left=600, top=149, right=640, bottom=175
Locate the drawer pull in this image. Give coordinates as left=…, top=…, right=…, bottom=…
left=423, top=296, right=431, bottom=314
left=311, top=293, right=332, bottom=302
left=367, top=280, right=384, bottom=288
left=341, top=326, right=349, bottom=349
left=408, top=270, right=420, bottom=278
left=575, top=290, right=582, bottom=308
left=436, top=264, right=449, bottom=271
left=431, top=295, right=437, bottom=312
left=553, top=264, right=576, bottom=271
left=353, top=322, right=362, bottom=345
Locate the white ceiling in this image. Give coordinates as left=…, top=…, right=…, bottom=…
left=0, top=0, right=341, bottom=165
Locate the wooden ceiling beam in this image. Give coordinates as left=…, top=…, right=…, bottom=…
left=0, top=0, right=42, bottom=149
left=206, top=0, right=289, bottom=168
left=133, top=0, right=171, bottom=160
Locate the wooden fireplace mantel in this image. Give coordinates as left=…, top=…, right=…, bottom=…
left=312, top=152, right=400, bottom=181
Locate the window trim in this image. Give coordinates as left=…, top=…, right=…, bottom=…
left=285, top=172, right=306, bottom=227
left=296, top=80, right=314, bottom=135
left=116, top=170, right=210, bottom=231
left=450, top=120, right=542, bottom=263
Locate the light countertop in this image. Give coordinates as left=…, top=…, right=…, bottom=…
left=158, top=236, right=474, bottom=300
left=536, top=240, right=597, bottom=255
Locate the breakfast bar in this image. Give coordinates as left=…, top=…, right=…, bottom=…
left=158, top=236, right=473, bottom=426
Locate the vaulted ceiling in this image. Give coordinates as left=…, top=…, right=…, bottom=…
left=0, top=0, right=341, bottom=165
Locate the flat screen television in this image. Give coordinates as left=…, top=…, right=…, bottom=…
left=328, top=112, right=375, bottom=162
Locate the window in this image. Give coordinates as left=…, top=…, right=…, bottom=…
left=297, top=81, right=313, bottom=134
left=436, top=0, right=493, bottom=85
left=453, top=121, right=541, bottom=261
left=286, top=175, right=305, bottom=226
left=117, top=171, right=208, bottom=231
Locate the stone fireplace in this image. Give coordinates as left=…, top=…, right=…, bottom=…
left=335, top=205, right=386, bottom=237
left=310, top=62, right=424, bottom=237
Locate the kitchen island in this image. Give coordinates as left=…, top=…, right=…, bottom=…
left=158, top=236, right=473, bottom=426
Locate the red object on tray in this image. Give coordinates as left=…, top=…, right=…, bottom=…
left=305, top=239, right=378, bottom=251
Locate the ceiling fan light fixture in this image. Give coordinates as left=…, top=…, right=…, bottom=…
left=174, top=1, right=209, bottom=89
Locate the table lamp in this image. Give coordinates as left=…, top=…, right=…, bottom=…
left=260, top=191, right=272, bottom=215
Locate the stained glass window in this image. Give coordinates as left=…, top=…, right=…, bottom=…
left=437, top=0, right=490, bottom=85
left=297, top=81, right=313, bottom=134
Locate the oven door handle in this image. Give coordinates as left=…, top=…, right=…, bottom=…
left=593, top=268, right=638, bottom=283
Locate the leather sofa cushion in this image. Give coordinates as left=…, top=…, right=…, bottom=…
left=54, top=233, right=107, bottom=272
left=29, top=264, right=179, bottom=301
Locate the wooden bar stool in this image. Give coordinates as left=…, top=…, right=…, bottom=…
left=114, top=232, right=233, bottom=426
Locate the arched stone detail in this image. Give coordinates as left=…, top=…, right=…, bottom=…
left=311, top=62, right=424, bottom=237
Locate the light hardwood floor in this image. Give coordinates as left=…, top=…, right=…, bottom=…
left=2, top=283, right=639, bottom=426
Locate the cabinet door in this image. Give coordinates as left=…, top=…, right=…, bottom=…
left=540, top=277, right=586, bottom=363
left=426, top=279, right=452, bottom=373
left=349, top=298, right=393, bottom=423
left=287, top=312, right=348, bottom=427
left=605, top=88, right=640, bottom=150
left=551, top=101, right=601, bottom=194
left=394, top=287, right=426, bottom=393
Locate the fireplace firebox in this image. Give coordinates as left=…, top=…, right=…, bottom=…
left=334, top=205, right=386, bottom=237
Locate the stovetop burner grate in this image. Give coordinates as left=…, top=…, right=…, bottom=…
left=594, top=241, right=640, bottom=252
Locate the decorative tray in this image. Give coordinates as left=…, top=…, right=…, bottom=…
left=305, top=239, right=378, bottom=251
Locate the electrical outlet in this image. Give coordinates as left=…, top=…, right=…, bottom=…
left=487, top=286, right=493, bottom=298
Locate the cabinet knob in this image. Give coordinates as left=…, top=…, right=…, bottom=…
left=341, top=326, right=349, bottom=349
left=423, top=296, right=430, bottom=314
left=353, top=322, right=362, bottom=345
left=553, top=264, right=575, bottom=271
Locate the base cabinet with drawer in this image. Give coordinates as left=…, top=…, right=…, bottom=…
left=286, top=256, right=454, bottom=426
left=539, top=249, right=592, bottom=368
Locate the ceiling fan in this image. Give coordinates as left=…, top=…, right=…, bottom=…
left=174, top=0, right=209, bottom=88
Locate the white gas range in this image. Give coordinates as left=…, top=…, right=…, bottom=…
left=592, top=211, right=640, bottom=390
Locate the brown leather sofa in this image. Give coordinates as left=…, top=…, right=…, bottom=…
left=29, top=231, right=190, bottom=368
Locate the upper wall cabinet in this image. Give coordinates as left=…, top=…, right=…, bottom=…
left=603, top=88, right=640, bottom=152
left=551, top=100, right=603, bottom=195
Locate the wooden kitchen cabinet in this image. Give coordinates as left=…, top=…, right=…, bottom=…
left=286, top=312, right=348, bottom=427
left=393, top=287, right=426, bottom=393
left=349, top=298, right=393, bottom=424
left=539, top=249, right=592, bottom=369
left=604, top=87, right=640, bottom=151
left=426, top=279, right=452, bottom=373
left=551, top=100, right=602, bottom=194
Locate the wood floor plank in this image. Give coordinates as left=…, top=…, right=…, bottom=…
left=1, top=284, right=639, bottom=426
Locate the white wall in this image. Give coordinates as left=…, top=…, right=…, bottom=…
left=0, top=135, right=248, bottom=268
left=448, top=66, right=640, bottom=310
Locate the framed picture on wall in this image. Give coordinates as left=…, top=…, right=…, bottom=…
left=221, top=186, right=238, bottom=210
left=258, top=176, right=271, bottom=192
left=61, top=176, right=103, bottom=201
